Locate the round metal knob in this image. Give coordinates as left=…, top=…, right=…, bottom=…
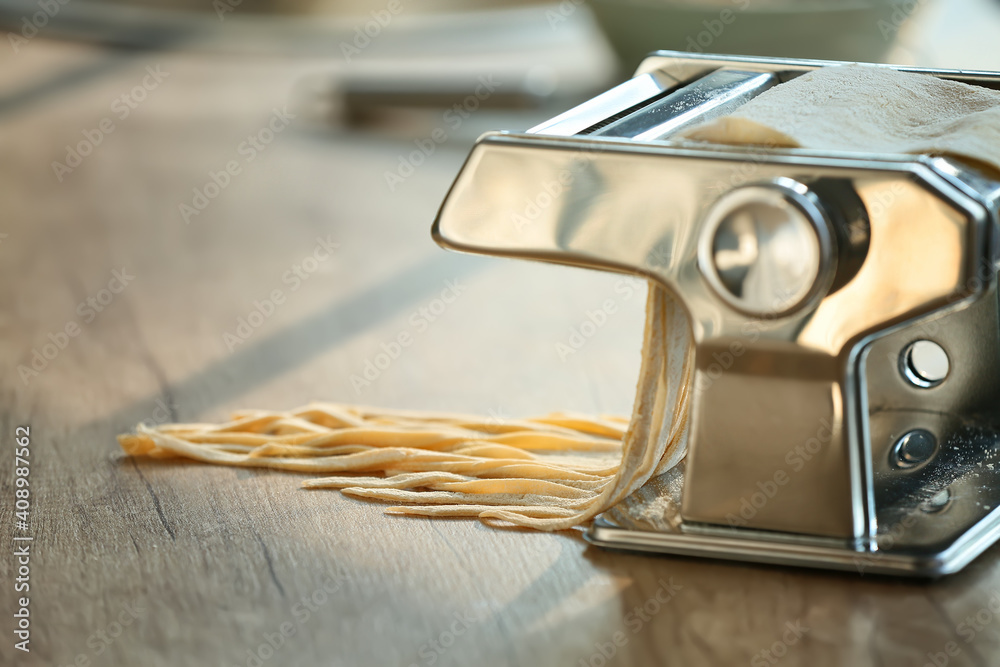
left=699, top=179, right=835, bottom=317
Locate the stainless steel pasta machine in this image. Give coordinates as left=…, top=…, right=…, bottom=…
left=432, top=51, right=1000, bottom=577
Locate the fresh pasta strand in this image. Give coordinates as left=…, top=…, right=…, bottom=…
left=117, top=282, right=694, bottom=531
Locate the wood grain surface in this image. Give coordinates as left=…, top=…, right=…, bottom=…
left=4, top=12, right=1000, bottom=667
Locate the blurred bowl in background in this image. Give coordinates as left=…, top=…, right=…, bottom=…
left=588, top=0, right=909, bottom=69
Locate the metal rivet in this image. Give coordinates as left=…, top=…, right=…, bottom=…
left=921, top=488, right=952, bottom=514
left=890, top=429, right=938, bottom=469
left=901, top=340, right=949, bottom=388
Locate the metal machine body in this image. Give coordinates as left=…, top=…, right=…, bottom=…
left=433, top=51, right=1000, bottom=576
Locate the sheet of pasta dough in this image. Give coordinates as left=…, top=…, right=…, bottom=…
left=679, top=64, right=1000, bottom=174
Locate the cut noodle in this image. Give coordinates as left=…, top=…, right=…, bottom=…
left=118, top=283, right=694, bottom=530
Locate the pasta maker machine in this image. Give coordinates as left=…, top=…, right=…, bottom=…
left=432, top=51, right=1000, bottom=577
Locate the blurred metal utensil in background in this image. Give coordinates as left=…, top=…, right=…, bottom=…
left=0, top=1, right=618, bottom=136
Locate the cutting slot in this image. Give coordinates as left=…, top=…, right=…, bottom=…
left=592, top=68, right=778, bottom=141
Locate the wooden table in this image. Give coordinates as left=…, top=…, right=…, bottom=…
left=5, top=10, right=1000, bottom=667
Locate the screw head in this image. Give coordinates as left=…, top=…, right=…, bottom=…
left=921, top=488, right=953, bottom=514
left=890, top=429, right=938, bottom=469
